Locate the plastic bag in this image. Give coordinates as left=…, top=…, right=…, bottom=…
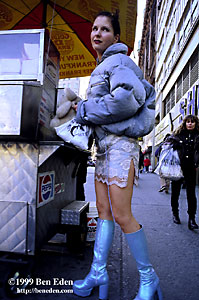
left=154, top=145, right=183, bottom=180
left=55, top=118, right=92, bottom=151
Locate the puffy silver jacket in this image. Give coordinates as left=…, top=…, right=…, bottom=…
left=76, top=43, right=155, bottom=140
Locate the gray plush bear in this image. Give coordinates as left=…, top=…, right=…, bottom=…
left=50, top=88, right=81, bottom=128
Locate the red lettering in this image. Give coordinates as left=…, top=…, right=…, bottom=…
left=66, top=54, right=85, bottom=61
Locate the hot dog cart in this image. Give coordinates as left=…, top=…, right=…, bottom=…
left=0, top=29, right=89, bottom=259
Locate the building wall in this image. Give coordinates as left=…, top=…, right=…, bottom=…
left=139, top=0, right=156, bottom=86
left=155, top=0, right=199, bottom=145
left=138, top=0, right=157, bottom=161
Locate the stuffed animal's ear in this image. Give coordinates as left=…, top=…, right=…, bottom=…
left=64, top=88, right=78, bottom=101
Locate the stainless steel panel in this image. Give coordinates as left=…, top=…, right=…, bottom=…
left=0, top=201, right=27, bottom=253
left=0, top=142, right=38, bottom=254
left=27, top=203, right=36, bottom=255
left=0, top=142, right=78, bottom=254
left=21, top=82, right=42, bottom=139
left=0, top=143, right=38, bottom=204
left=37, top=76, right=58, bottom=141
left=0, top=81, right=59, bottom=141
left=0, top=82, right=41, bottom=139
left=38, top=145, right=60, bottom=166
left=35, top=147, right=77, bottom=250
left=0, top=84, right=23, bottom=135
left=61, top=201, right=89, bottom=225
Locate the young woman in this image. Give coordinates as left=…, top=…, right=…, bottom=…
left=73, top=11, right=162, bottom=300
left=168, top=114, right=199, bottom=230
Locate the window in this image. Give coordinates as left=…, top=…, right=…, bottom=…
left=163, top=85, right=176, bottom=117
left=177, top=76, right=182, bottom=102
left=184, top=3, right=191, bottom=25
left=178, top=21, right=184, bottom=49
left=192, top=3, right=198, bottom=22
left=166, top=40, right=175, bottom=73
left=166, top=1, right=175, bottom=39
left=190, top=47, right=199, bottom=86
left=176, top=48, right=198, bottom=102
left=184, top=20, right=190, bottom=39
left=0, top=32, right=40, bottom=77
left=192, top=0, right=198, bottom=6
left=163, top=99, right=167, bottom=117
left=164, top=94, right=170, bottom=117
left=177, top=1, right=196, bottom=53
left=183, top=64, right=189, bottom=94
left=170, top=86, right=175, bottom=109
left=158, top=34, right=164, bottom=61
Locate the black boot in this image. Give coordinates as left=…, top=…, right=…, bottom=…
left=173, top=214, right=181, bottom=224
left=188, top=217, right=199, bottom=230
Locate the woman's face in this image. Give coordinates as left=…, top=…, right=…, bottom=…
left=90, top=16, right=119, bottom=61
left=186, top=119, right=196, bottom=131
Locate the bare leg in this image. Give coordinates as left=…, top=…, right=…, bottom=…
left=95, top=179, right=113, bottom=220
left=109, top=160, right=140, bottom=233
left=94, top=160, right=162, bottom=300
left=95, top=160, right=139, bottom=232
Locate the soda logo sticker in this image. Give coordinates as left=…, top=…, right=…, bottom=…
left=87, top=217, right=97, bottom=227
left=55, top=183, right=65, bottom=194
left=37, top=172, right=55, bottom=207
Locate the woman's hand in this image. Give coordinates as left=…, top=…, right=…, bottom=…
left=72, top=103, right=78, bottom=112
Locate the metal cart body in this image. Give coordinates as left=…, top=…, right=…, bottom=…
left=0, top=142, right=77, bottom=255
left=0, top=30, right=88, bottom=258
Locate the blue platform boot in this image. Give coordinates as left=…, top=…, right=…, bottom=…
left=73, top=218, right=114, bottom=299
left=125, top=226, right=163, bottom=300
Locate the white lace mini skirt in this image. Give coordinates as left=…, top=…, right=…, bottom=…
left=95, top=134, right=139, bottom=188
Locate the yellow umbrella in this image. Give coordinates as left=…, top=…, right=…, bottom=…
left=0, top=0, right=137, bottom=78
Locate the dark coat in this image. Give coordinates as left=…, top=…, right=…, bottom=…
left=167, top=130, right=199, bottom=169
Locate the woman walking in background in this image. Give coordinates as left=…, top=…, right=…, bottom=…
left=168, top=114, right=199, bottom=230
left=72, top=10, right=162, bottom=300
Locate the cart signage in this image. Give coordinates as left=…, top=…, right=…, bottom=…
left=37, top=172, right=55, bottom=207
left=55, top=183, right=65, bottom=194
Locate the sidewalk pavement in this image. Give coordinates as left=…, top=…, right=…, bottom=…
left=84, top=168, right=199, bottom=300
left=1, top=170, right=199, bottom=300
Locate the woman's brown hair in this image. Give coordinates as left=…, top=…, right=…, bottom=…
left=95, top=11, right=120, bottom=38
left=175, top=114, right=199, bottom=134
